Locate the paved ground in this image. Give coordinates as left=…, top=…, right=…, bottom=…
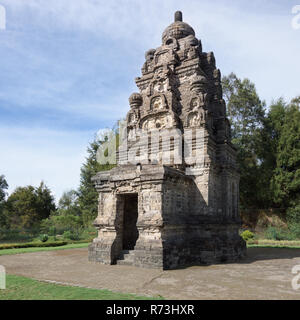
left=1, top=247, right=300, bottom=299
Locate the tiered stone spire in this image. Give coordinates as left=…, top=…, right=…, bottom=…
left=125, top=10, right=231, bottom=169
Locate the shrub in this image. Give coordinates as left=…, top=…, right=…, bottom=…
left=40, top=214, right=82, bottom=235
left=264, top=226, right=278, bottom=240
left=287, top=204, right=300, bottom=224
left=80, top=227, right=97, bottom=240
left=288, top=223, right=300, bottom=239
left=62, top=230, right=71, bottom=240
left=39, top=234, right=49, bottom=242
left=264, top=226, right=297, bottom=241
left=62, top=230, right=80, bottom=241
left=241, top=230, right=254, bottom=241
left=0, top=228, right=40, bottom=242
left=48, top=226, right=57, bottom=236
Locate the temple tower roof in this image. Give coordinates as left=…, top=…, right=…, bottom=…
left=162, top=11, right=195, bottom=44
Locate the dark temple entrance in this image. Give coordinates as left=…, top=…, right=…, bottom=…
left=122, top=194, right=139, bottom=250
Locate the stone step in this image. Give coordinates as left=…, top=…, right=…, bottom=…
left=116, top=259, right=134, bottom=266
left=121, top=250, right=135, bottom=260
left=116, top=250, right=135, bottom=265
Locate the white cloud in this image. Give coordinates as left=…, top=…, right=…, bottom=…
left=2, top=0, right=299, bottom=105
left=0, top=126, right=94, bottom=201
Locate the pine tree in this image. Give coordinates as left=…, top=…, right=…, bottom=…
left=35, top=181, right=56, bottom=220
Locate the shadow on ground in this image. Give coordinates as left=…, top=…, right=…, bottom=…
left=172, top=247, right=300, bottom=270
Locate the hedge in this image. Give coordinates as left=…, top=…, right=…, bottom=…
left=0, top=241, right=68, bottom=250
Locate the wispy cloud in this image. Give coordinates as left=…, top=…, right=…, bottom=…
left=0, top=0, right=299, bottom=199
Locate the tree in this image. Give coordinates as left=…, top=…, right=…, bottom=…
left=40, top=190, right=82, bottom=235
left=4, top=182, right=56, bottom=229
left=222, top=73, right=266, bottom=208
left=271, top=97, right=300, bottom=208
left=78, top=130, right=118, bottom=226
left=57, top=190, right=81, bottom=217
left=0, top=175, right=8, bottom=227
left=257, top=98, right=287, bottom=207
left=0, top=175, right=8, bottom=203
left=222, top=73, right=266, bottom=140
left=35, top=182, right=57, bottom=220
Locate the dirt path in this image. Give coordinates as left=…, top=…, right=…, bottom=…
left=1, top=247, right=300, bottom=299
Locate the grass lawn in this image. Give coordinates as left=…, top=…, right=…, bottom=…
left=0, top=274, right=163, bottom=300
left=247, top=244, right=300, bottom=249
left=0, top=243, right=89, bottom=256
left=247, top=239, right=300, bottom=249
left=2, top=240, right=300, bottom=256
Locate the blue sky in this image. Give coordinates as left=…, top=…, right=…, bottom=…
left=0, top=0, right=299, bottom=201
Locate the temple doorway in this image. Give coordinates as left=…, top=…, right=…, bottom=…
left=122, top=194, right=139, bottom=250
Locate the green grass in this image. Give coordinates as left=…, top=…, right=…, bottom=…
left=247, top=244, right=300, bottom=249
left=0, top=274, right=162, bottom=300
left=2, top=239, right=300, bottom=255
left=0, top=239, right=93, bottom=250
left=0, top=243, right=90, bottom=256
left=0, top=241, right=68, bottom=250
left=246, top=239, right=300, bottom=249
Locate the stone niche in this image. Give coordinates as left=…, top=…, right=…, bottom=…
left=88, top=11, right=246, bottom=269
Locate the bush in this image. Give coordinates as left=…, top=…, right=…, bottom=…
left=0, top=228, right=40, bottom=242
left=241, top=230, right=254, bottom=241
left=48, top=226, right=57, bottom=236
left=40, top=214, right=82, bottom=235
left=286, top=204, right=300, bottom=239
left=264, top=226, right=297, bottom=241
left=287, top=205, right=300, bottom=224
left=80, top=227, right=97, bottom=240
left=62, top=230, right=80, bottom=241
left=39, top=234, right=48, bottom=242
left=264, top=226, right=278, bottom=240
left=288, top=223, right=300, bottom=239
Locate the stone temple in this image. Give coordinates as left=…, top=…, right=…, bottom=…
left=89, top=11, right=246, bottom=269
